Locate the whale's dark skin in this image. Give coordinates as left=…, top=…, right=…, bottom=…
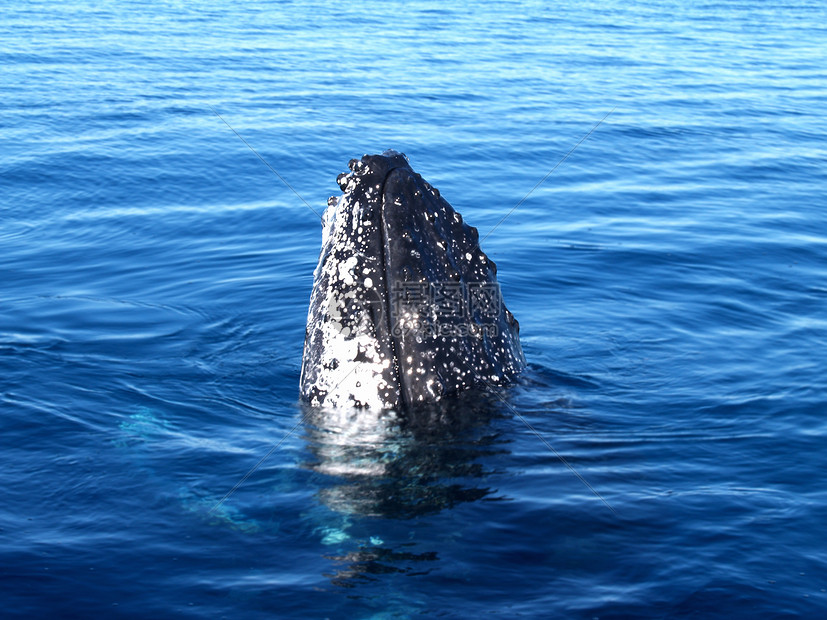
left=300, top=150, right=525, bottom=410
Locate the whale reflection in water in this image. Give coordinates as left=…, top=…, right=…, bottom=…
left=301, top=393, right=510, bottom=520
left=300, top=395, right=512, bottom=588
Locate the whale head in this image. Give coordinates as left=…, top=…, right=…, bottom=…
left=300, top=150, right=525, bottom=411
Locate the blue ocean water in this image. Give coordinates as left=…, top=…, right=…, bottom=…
left=2, top=0, right=826, bottom=617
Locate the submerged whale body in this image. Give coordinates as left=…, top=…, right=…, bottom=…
left=300, top=150, right=525, bottom=410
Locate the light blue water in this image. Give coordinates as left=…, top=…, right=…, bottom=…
left=2, top=0, right=826, bottom=617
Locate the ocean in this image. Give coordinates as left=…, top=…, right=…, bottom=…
left=2, top=0, right=826, bottom=617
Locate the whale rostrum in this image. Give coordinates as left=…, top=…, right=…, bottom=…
left=300, top=150, right=525, bottom=410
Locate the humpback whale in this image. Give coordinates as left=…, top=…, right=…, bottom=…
left=300, top=150, right=525, bottom=410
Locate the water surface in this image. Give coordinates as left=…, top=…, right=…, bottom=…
left=2, top=0, right=826, bottom=617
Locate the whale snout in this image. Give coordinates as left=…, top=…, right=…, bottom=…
left=300, top=151, right=525, bottom=411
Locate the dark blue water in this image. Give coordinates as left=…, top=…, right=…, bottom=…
left=3, top=0, right=826, bottom=617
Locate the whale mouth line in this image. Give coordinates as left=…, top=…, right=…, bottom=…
left=377, top=165, right=407, bottom=410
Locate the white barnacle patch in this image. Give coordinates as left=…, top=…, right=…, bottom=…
left=338, top=255, right=358, bottom=285
left=309, top=315, right=393, bottom=410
